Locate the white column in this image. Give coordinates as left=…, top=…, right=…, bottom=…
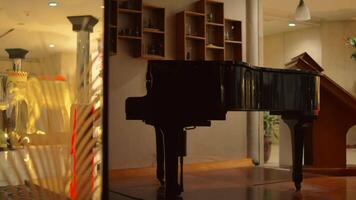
left=246, top=0, right=264, bottom=165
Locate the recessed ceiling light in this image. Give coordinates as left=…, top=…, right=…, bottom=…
left=49, top=44, right=55, bottom=48
left=48, top=2, right=58, bottom=7
left=288, top=22, right=296, bottom=27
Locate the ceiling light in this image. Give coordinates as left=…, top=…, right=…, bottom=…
left=49, top=44, right=55, bottom=48
left=48, top=2, right=58, bottom=7
left=101, top=5, right=105, bottom=9
left=288, top=22, right=296, bottom=27
left=295, top=0, right=311, bottom=21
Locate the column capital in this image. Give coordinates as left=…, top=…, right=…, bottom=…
left=67, top=15, right=99, bottom=32
left=5, top=48, right=29, bottom=59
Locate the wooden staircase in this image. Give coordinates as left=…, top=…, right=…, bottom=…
left=286, top=52, right=356, bottom=176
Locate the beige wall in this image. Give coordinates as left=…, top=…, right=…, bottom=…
left=0, top=59, right=42, bottom=74
left=264, top=27, right=321, bottom=68
left=109, top=0, right=247, bottom=170
left=264, top=21, right=356, bottom=162
left=264, top=21, right=356, bottom=95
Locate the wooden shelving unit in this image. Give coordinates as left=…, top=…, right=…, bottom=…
left=224, top=19, right=242, bottom=61
left=118, top=35, right=142, bottom=40
left=109, top=0, right=118, bottom=55
left=142, top=5, right=165, bottom=59
left=176, top=10, right=206, bottom=60
left=117, top=0, right=165, bottom=59
left=205, top=0, right=224, bottom=61
left=177, top=0, right=242, bottom=61
left=118, top=8, right=142, bottom=14
left=117, top=0, right=142, bottom=57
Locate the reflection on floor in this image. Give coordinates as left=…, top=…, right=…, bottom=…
left=264, top=144, right=279, bottom=168
left=109, top=167, right=356, bottom=200
left=347, top=148, right=356, bottom=165
left=265, top=144, right=356, bottom=167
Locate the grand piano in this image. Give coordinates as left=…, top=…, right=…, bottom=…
left=125, top=60, right=320, bottom=199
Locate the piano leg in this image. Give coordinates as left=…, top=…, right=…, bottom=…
left=284, top=119, right=310, bottom=191
left=161, top=126, right=181, bottom=199
left=155, top=126, right=165, bottom=185
left=178, top=130, right=187, bottom=193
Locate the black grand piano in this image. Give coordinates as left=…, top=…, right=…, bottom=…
left=126, top=61, right=320, bottom=199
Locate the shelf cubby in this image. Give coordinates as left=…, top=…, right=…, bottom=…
left=186, top=39, right=206, bottom=60
left=117, top=0, right=142, bottom=41
left=206, top=0, right=224, bottom=24
left=205, top=0, right=224, bottom=60
left=116, top=0, right=165, bottom=59
left=224, top=19, right=242, bottom=61
left=176, top=11, right=206, bottom=60
left=186, top=0, right=205, bottom=14
left=142, top=5, right=165, bottom=58
left=118, top=0, right=142, bottom=10
left=109, top=0, right=118, bottom=55
left=206, top=48, right=224, bottom=61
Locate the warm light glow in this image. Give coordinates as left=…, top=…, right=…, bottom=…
left=24, top=153, right=30, bottom=162
left=48, top=2, right=58, bottom=7
left=23, top=136, right=30, bottom=144
left=101, top=5, right=105, bottom=9
left=49, top=44, right=55, bottom=48
left=288, top=23, right=296, bottom=27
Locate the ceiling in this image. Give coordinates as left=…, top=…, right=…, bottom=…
left=264, top=0, right=356, bottom=35
left=1, top=0, right=355, bottom=58
left=0, top=0, right=103, bottom=59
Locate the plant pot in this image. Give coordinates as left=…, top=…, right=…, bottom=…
left=264, top=135, right=272, bottom=163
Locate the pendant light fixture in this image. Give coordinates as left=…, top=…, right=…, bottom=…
left=295, top=0, right=311, bottom=21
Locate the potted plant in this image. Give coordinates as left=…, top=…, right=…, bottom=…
left=263, top=112, right=279, bottom=162
left=347, top=37, right=356, bottom=60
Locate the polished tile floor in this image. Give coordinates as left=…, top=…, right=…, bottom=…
left=109, top=167, right=356, bottom=200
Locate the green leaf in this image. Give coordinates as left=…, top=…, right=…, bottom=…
left=351, top=52, right=356, bottom=61
left=348, top=37, right=356, bottom=47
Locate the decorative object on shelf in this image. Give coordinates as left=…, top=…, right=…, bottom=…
left=207, top=12, right=213, bottom=22
left=148, top=18, right=153, bottom=28
left=119, top=29, right=124, bottom=36
left=134, top=26, right=140, bottom=36
left=347, top=37, right=356, bottom=61
left=230, top=24, right=235, bottom=40
left=186, top=46, right=192, bottom=60
left=186, top=24, right=192, bottom=35
left=225, top=30, right=229, bottom=40
left=186, top=52, right=191, bottom=60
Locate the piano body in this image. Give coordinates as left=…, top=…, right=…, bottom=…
left=125, top=60, right=320, bottom=198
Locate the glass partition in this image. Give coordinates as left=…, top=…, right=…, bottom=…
left=0, top=1, right=104, bottom=199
